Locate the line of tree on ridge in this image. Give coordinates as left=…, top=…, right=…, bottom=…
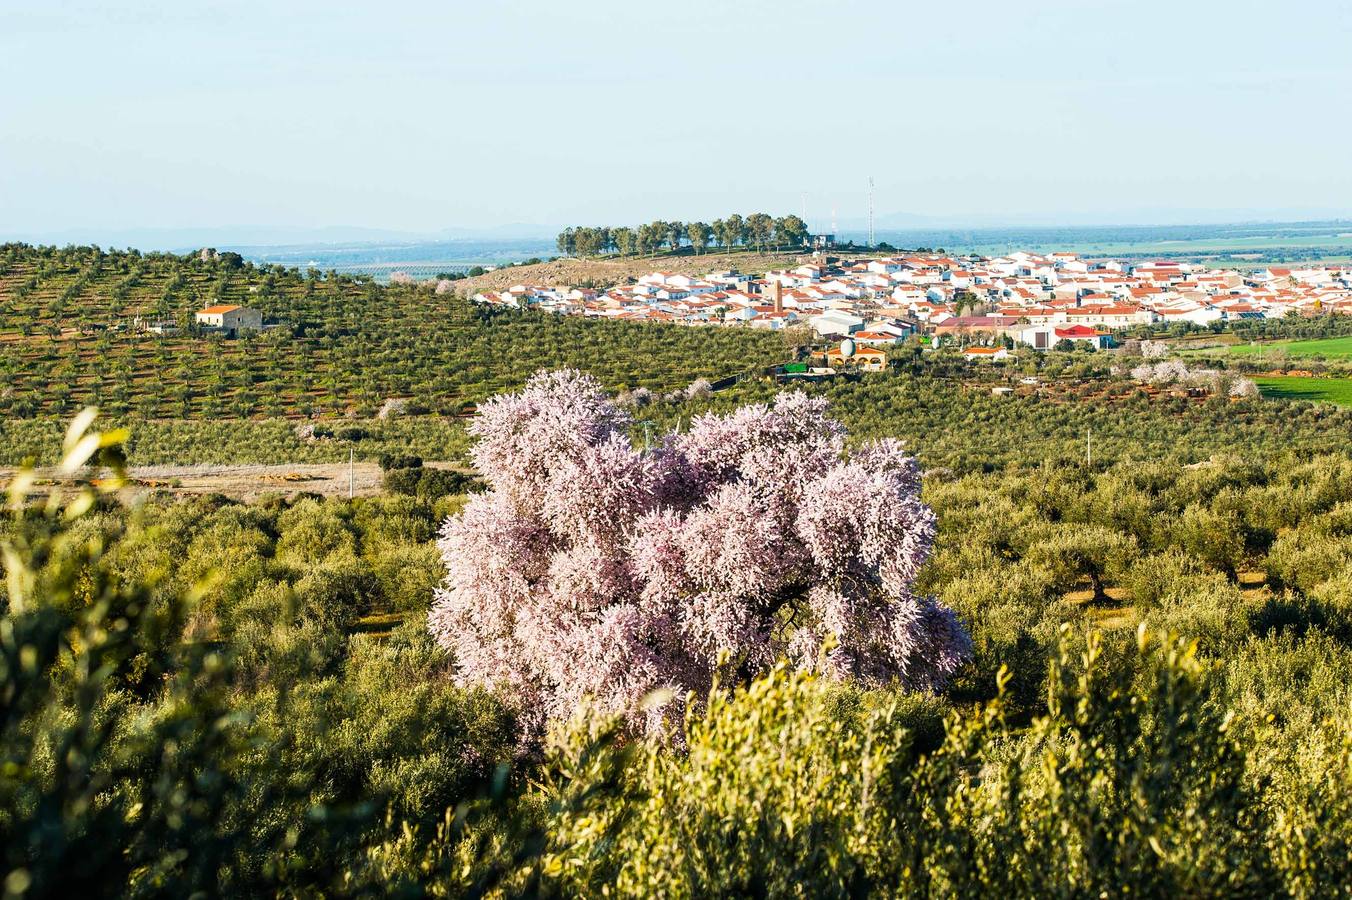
left=556, top=213, right=810, bottom=258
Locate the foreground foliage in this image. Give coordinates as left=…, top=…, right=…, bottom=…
left=4, top=415, right=1352, bottom=896
left=0, top=417, right=517, bottom=896
left=536, top=627, right=1350, bottom=897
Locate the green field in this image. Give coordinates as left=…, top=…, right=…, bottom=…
left=1226, top=335, right=1352, bottom=360
left=1180, top=335, right=1352, bottom=361
left=1255, top=375, right=1352, bottom=405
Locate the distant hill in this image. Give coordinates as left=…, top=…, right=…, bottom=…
left=0, top=243, right=788, bottom=424
left=454, top=249, right=806, bottom=295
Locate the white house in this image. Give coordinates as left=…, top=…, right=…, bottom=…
left=851, top=329, right=904, bottom=346
left=1020, top=324, right=1111, bottom=350
left=809, top=310, right=865, bottom=337
left=1156, top=304, right=1224, bottom=327
left=196, top=305, right=262, bottom=335
left=962, top=346, right=1010, bottom=361
left=1062, top=305, right=1158, bottom=328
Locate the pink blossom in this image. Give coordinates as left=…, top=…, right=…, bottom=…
left=429, top=369, right=971, bottom=738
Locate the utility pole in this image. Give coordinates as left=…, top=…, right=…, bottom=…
left=348, top=446, right=354, bottom=499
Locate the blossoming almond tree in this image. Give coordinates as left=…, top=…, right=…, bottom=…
left=429, top=370, right=971, bottom=736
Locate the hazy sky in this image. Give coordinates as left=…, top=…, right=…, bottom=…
left=4, top=0, right=1352, bottom=240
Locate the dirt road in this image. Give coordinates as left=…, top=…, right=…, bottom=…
left=0, top=462, right=395, bottom=502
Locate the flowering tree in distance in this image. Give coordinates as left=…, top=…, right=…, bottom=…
left=429, top=370, right=971, bottom=736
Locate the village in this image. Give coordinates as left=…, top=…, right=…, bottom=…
left=470, top=251, right=1352, bottom=362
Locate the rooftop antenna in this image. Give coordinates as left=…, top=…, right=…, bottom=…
left=868, top=176, right=875, bottom=249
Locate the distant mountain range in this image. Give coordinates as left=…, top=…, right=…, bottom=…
left=833, top=208, right=1352, bottom=232
left=8, top=211, right=1352, bottom=258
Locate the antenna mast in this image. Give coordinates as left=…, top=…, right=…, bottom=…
left=868, top=176, right=875, bottom=248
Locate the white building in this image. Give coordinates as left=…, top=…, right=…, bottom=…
left=1019, top=324, right=1111, bottom=351
left=196, top=304, right=262, bottom=335
left=809, top=310, right=865, bottom=337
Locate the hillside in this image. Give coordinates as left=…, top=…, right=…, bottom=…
left=0, top=243, right=790, bottom=421
left=455, top=248, right=806, bottom=294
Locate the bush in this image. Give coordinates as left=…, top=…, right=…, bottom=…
left=535, top=628, right=1280, bottom=897
left=383, top=466, right=425, bottom=496
left=379, top=453, right=423, bottom=471
left=414, top=466, right=479, bottom=498
left=383, top=461, right=482, bottom=498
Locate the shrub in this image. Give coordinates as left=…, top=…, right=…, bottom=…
left=535, top=627, right=1276, bottom=897
left=1266, top=530, right=1352, bottom=593
left=383, top=464, right=480, bottom=498
left=383, top=466, right=425, bottom=496
left=379, top=453, right=423, bottom=471
left=414, top=467, right=478, bottom=498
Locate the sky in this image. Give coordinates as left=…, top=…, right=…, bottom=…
left=3, top=0, right=1352, bottom=244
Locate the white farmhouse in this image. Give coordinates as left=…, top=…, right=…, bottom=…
left=195, top=304, right=262, bottom=335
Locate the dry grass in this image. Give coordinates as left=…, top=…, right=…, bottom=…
left=0, top=462, right=388, bottom=502
left=350, top=611, right=408, bottom=638
left=1064, top=584, right=1137, bottom=629
left=456, top=250, right=807, bottom=294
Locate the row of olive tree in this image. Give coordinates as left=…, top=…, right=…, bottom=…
left=556, top=213, right=810, bottom=258
left=10, top=404, right=1352, bottom=896
left=0, top=243, right=790, bottom=421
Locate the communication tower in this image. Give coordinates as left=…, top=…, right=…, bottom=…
left=868, top=176, right=875, bottom=248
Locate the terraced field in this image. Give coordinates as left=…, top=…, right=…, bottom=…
left=1255, top=375, right=1352, bottom=406
left=1225, top=335, right=1352, bottom=360
left=0, top=244, right=788, bottom=420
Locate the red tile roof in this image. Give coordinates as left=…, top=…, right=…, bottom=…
left=1053, top=325, right=1101, bottom=338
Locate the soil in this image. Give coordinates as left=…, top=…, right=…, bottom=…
left=1, top=460, right=474, bottom=502
left=454, top=250, right=808, bottom=294
left=1, top=462, right=420, bottom=502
